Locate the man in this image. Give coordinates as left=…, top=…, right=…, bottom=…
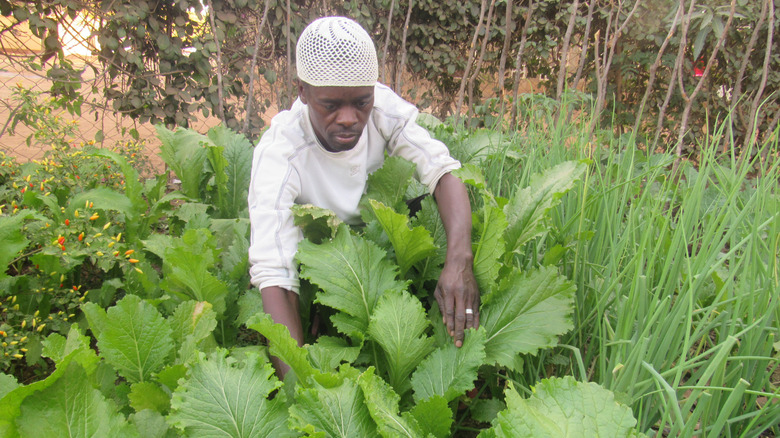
left=248, top=16, right=478, bottom=376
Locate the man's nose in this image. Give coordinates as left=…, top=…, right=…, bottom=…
left=336, top=106, right=358, bottom=128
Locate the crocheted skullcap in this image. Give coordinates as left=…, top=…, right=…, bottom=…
left=296, top=16, right=378, bottom=87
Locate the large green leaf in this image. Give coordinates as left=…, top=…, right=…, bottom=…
left=16, top=361, right=137, bottom=437
left=82, top=295, right=174, bottom=383
left=471, top=202, right=507, bottom=292
left=411, top=196, right=447, bottom=283
left=480, top=266, right=575, bottom=370
left=307, top=336, right=361, bottom=372
left=357, top=367, right=425, bottom=437
left=370, top=200, right=437, bottom=277
left=168, top=301, right=218, bottom=364
left=478, top=378, right=639, bottom=437
left=0, top=344, right=99, bottom=437
left=360, top=155, right=416, bottom=220
left=408, top=395, right=453, bottom=438
left=298, top=225, right=408, bottom=338
left=292, top=204, right=343, bottom=244
left=367, top=289, right=435, bottom=397
left=0, top=215, right=28, bottom=280
left=289, top=366, right=379, bottom=437
left=411, top=327, right=486, bottom=403
left=160, top=228, right=230, bottom=315
left=246, top=313, right=321, bottom=387
left=156, top=125, right=209, bottom=200
left=168, top=349, right=292, bottom=437
left=207, top=125, right=253, bottom=219
left=0, top=374, right=17, bottom=401
left=504, top=161, right=586, bottom=253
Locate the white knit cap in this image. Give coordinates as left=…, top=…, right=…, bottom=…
left=296, top=16, right=378, bottom=87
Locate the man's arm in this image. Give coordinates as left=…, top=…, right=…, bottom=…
left=433, top=172, right=479, bottom=347
left=261, top=286, right=304, bottom=377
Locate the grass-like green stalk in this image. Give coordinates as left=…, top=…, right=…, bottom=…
left=462, top=93, right=779, bottom=436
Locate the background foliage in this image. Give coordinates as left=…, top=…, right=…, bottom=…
left=1, top=0, right=777, bottom=155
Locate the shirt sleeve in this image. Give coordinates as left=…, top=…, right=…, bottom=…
left=375, top=89, right=461, bottom=194
left=247, top=132, right=302, bottom=293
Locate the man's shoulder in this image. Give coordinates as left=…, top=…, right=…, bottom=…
left=372, top=83, right=417, bottom=122
left=257, top=102, right=309, bottom=152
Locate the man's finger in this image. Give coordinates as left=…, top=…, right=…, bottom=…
left=465, top=306, right=474, bottom=330
left=454, top=296, right=466, bottom=348
left=444, top=290, right=455, bottom=337
left=434, top=285, right=445, bottom=323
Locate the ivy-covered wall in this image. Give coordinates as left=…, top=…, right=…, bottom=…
left=1, top=0, right=778, bottom=153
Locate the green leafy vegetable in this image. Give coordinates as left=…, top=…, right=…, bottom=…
left=479, top=377, right=640, bottom=437
left=289, top=365, right=378, bottom=437
left=83, top=295, right=174, bottom=383
left=481, top=266, right=576, bottom=369
left=168, top=349, right=292, bottom=437
left=411, top=327, right=486, bottom=403
left=370, top=199, right=436, bottom=277
left=504, top=161, right=587, bottom=253
left=368, top=289, right=434, bottom=397
left=297, top=224, right=407, bottom=339
left=16, top=361, right=136, bottom=437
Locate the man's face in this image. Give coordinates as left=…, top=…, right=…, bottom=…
left=299, top=83, right=374, bottom=153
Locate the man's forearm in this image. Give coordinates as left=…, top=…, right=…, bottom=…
left=434, top=173, right=473, bottom=262
left=261, top=285, right=304, bottom=377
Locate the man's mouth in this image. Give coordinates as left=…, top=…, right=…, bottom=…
left=334, top=132, right=358, bottom=142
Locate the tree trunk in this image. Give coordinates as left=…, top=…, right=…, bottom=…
left=571, top=0, right=595, bottom=91
left=455, top=0, right=489, bottom=126
left=395, top=0, right=414, bottom=92
left=556, top=0, right=580, bottom=100
left=381, top=0, right=397, bottom=84
left=207, top=0, right=225, bottom=123
left=467, top=0, right=497, bottom=123
left=589, top=0, right=640, bottom=138
left=731, top=0, right=769, bottom=129
left=510, top=0, right=535, bottom=131
left=632, top=1, right=683, bottom=136
left=497, top=0, right=514, bottom=98
left=742, top=0, right=774, bottom=159
left=284, top=0, right=292, bottom=108
left=673, top=0, right=736, bottom=176
left=243, top=0, right=272, bottom=136
left=653, top=0, right=696, bottom=150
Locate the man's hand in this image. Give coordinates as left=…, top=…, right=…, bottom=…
left=433, top=172, right=479, bottom=347
left=435, top=256, right=479, bottom=347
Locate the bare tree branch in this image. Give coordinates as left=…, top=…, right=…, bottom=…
left=455, top=0, right=489, bottom=125
left=556, top=0, right=580, bottom=100
left=743, top=0, right=774, bottom=157
left=510, top=0, right=535, bottom=131
left=673, top=0, right=736, bottom=174
left=632, top=0, right=683, bottom=135
left=731, top=0, right=769, bottom=127
left=207, top=0, right=225, bottom=123
left=653, top=0, right=696, bottom=149
left=571, top=0, right=595, bottom=91
left=395, top=0, right=414, bottom=92
left=381, top=0, right=397, bottom=84
left=467, top=0, right=497, bottom=123
left=243, top=0, right=272, bottom=135
left=497, top=0, right=514, bottom=98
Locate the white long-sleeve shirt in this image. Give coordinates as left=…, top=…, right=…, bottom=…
left=247, top=83, right=460, bottom=292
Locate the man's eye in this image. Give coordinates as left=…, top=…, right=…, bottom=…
left=324, top=104, right=337, bottom=111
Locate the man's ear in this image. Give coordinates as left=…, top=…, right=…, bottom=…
left=298, top=81, right=308, bottom=104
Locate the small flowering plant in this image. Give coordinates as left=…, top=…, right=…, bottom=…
left=0, top=89, right=154, bottom=375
